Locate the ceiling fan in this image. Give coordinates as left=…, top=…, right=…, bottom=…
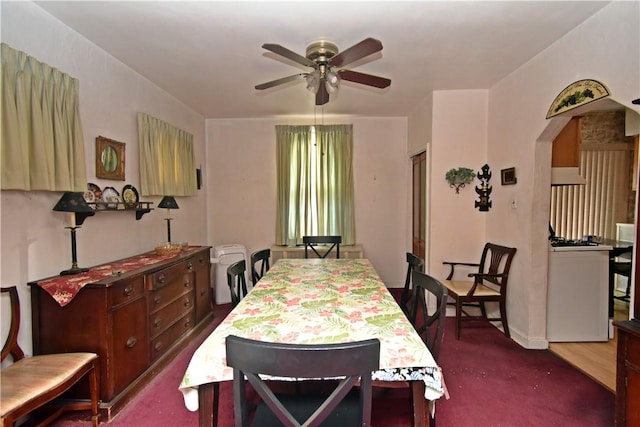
left=255, top=38, right=391, bottom=106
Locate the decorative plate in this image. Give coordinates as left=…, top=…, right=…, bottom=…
left=87, top=183, right=103, bottom=209
left=102, top=186, right=121, bottom=209
left=122, top=184, right=139, bottom=208
left=83, top=190, right=96, bottom=206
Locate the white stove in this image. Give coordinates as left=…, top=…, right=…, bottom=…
left=550, top=243, right=613, bottom=252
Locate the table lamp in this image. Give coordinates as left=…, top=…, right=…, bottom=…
left=53, top=192, right=95, bottom=275
left=158, top=196, right=179, bottom=244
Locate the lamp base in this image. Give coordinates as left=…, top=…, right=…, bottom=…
left=60, top=267, right=89, bottom=276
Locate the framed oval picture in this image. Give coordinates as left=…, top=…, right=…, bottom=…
left=96, top=136, right=125, bottom=181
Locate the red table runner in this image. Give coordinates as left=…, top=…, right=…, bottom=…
left=35, top=249, right=194, bottom=307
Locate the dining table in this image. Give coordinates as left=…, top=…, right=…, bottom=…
left=179, top=258, right=446, bottom=427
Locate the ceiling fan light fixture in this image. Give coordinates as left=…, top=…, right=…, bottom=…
left=305, top=70, right=320, bottom=93
left=325, top=70, right=340, bottom=94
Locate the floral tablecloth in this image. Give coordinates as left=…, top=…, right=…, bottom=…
left=179, top=258, right=445, bottom=411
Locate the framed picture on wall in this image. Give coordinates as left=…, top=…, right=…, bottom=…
left=501, top=167, right=517, bottom=185
left=96, top=136, right=125, bottom=180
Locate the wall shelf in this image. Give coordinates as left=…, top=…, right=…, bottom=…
left=75, top=202, right=154, bottom=225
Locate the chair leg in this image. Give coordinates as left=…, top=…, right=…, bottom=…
left=479, top=302, right=488, bottom=320
left=89, top=361, right=101, bottom=427
left=499, top=300, right=510, bottom=338
left=455, top=299, right=462, bottom=340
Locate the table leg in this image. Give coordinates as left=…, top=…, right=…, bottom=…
left=198, top=382, right=220, bottom=427
left=411, top=380, right=427, bottom=427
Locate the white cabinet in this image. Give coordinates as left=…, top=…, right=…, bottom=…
left=547, top=247, right=611, bottom=342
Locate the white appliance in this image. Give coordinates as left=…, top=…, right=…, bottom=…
left=547, top=244, right=612, bottom=342
left=212, top=244, right=248, bottom=304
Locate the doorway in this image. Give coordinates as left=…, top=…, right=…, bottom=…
left=546, top=101, right=639, bottom=392
left=412, top=151, right=426, bottom=260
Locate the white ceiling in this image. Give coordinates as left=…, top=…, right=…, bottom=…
left=35, top=1, right=610, bottom=119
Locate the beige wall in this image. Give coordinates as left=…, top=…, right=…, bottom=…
left=206, top=117, right=411, bottom=291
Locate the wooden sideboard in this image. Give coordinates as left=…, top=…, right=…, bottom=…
left=29, top=246, right=212, bottom=420
left=614, top=320, right=640, bottom=426
left=271, top=244, right=363, bottom=261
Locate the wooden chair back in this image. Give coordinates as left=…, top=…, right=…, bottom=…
left=227, top=260, right=248, bottom=306
left=409, top=271, right=448, bottom=361
left=226, top=335, right=379, bottom=427
left=303, top=235, right=342, bottom=259
left=400, top=252, right=424, bottom=315
left=474, top=243, right=517, bottom=294
left=250, top=248, right=271, bottom=286
left=1, top=287, right=25, bottom=363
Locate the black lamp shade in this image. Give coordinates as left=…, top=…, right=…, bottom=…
left=158, top=196, right=179, bottom=210
left=53, top=192, right=94, bottom=213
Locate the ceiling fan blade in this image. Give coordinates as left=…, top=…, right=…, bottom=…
left=330, top=38, right=383, bottom=68
left=262, top=43, right=316, bottom=68
left=316, top=82, right=329, bottom=106
left=255, top=74, right=306, bottom=90
left=338, top=69, right=391, bottom=89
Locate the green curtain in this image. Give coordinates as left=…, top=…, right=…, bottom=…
left=275, top=124, right=355, bottom=246
left=138, top=112, right=196, bottom=196
left=1, top=43, right=87, bottom=191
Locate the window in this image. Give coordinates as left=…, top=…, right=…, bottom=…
left=275, top=124, right=355, bottom=246
left=550, top=143, right=632, bottom=240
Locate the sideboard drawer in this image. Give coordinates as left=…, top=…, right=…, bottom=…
left=110, top=276, right=145, bottom=308
left=150, top=311, right=194, bottom=362
left=150, top=259, right=195, bottom=290
left=149, top=292, right=194, bottom=339
left=148, top=274, right=193, bottom=314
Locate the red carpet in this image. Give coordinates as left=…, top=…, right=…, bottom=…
left=52, top=304, right=613, bottom=426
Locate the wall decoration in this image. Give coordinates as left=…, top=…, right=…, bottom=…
left=96, top=136, right=125, bottom=181
left=546, top=79, right=610, bottom=119
left=475, top=164, right=492, bottom=212
left=501, top=167, right=517, bottom=185
left=445, top=167, right=475, bottom=194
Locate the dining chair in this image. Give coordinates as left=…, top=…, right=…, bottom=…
left=442, top=243, right=517, bottom=339
left=303, top=235, right=342, bottom=259
left=226, top=335, right=380, bottom=427
left=400, top=252, right=425, bottom=316
left=227, top=260, right=248, bottom=307
left=409, top=271, right=448, bottom=362
left=0, top=286, right=101, bottom=427
left=250, top=248, right=271, bottom=286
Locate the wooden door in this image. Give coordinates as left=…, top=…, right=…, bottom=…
left=412, top=152, right=426, bottom=260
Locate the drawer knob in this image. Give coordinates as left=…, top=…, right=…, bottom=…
left=154, top=295, right=161, bottom=304
left=187, top=261, right=193, bottom=271
left=157, top=273, right=165, bottom=284
left=126, top=336, right=138, bottom=348
left=184, top=298, right=191, bottom=307
left=124, top=286, right=135, bottom=296
left=184, top=319, right=192, bottom=327
left=154, top=342, right=162, bottom=352
left=184, top=279, right=191, bottom=288
left=153, top=317, right=162, bottom=327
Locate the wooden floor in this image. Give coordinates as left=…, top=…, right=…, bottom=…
left=548, top=298, right=629, bottom=393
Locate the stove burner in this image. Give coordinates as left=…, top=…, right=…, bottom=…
left=550, top=238, right=599, bottom=247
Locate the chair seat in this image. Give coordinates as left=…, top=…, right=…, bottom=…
left=252, top=393, right=362, bottom=427
left=443, top=279, right=500, bottom=298
left=1, top=353, right=98, bottom=417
